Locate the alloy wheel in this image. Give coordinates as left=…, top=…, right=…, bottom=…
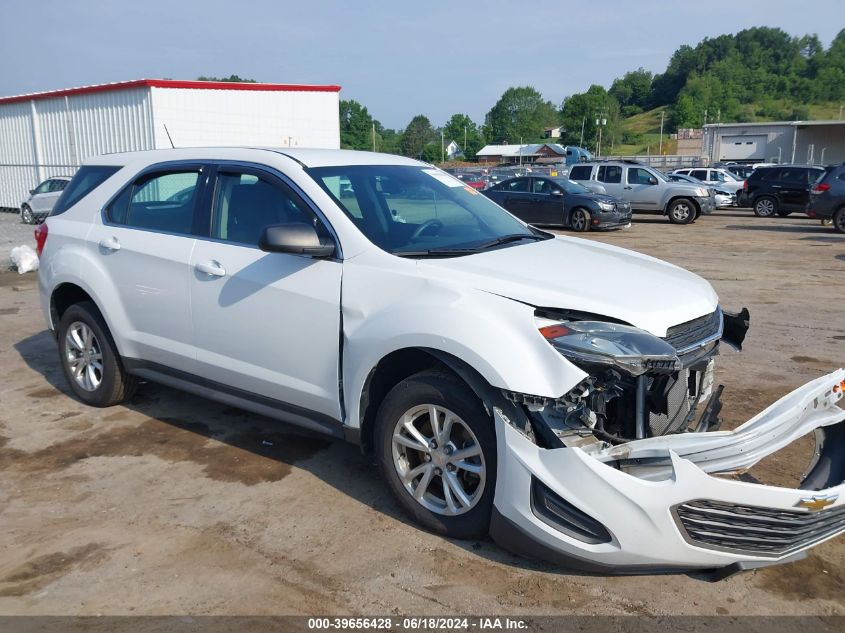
left=755, top=198, right=775, bottom=217
left=571, top=210, right=587, bottom=231
left=391, top=404, right=486, bottom=516
left=21, top=206, right=33, bottom=224
left=64, top=321, right=104, bottom=391
left=671, top=203, right=691, bottom=222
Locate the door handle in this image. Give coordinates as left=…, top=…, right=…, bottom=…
left=624, top=186, right=633, bottom=190
left=196, top=260, right=226, bottom=277
left=771, top=185, right=782, bottom=189
left=98, top=236, right=121, bottom=251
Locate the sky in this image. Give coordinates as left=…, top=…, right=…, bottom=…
left=0, top=0, right=842, bottom=130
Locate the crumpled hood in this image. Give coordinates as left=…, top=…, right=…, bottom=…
left=420, top=236, right=719, bottom=337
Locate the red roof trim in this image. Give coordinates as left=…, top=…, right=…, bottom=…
left=0, top=79, right=342, bottom=105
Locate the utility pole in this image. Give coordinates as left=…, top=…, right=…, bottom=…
left=372, top=123, right=376, bottom=152
left=519, top=136, right=523, bottom=166
left=703, top=109, right=708, bottom=127
left=579, top=116, right=586, bottom=147
left=441, top=130, right=444, bottom=163
left=464, top=125, right=467, bottom=157
left=658, top=110, right=665, bottom=155
left=594, top=111, right=607, bottom=157
left=839, top=104, right=843, bottom=120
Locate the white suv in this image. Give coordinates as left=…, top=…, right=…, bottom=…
left=38, top=148, right=845, bottom=577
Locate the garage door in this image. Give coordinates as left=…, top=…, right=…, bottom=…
left=720, top=135, right=767, bottom=160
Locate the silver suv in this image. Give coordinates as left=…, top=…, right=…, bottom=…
left=568, top=161, right=715, bottom=224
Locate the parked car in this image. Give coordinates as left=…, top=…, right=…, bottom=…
left=568, top=161, right=715, bottom=224
left=725, top=164, right=756, bottom=180
left=741, top=165, right=825, bottom=217
left=807, top=162, right=845, bottom=233
left=483, top=175, right=631, bottom=232
left=37, top=148, right=845, bottom=576
left=667, top=173, right=735, bottom=208
left=20, top=176, right=71, bottom=224
left=671, top=168, right=743, bottom=198
left=453, top=172, right=487, bottom=189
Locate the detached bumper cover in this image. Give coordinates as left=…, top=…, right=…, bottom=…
left=492, top=369, right=845, bottom=573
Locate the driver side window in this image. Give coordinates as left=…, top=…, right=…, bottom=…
left=506, top=178, right=529, bottom=192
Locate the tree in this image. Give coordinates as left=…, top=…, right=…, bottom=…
left=609, top=68, right=653, bottom=110
left=339, top=100, right=377, bottom=150
left=559, top=85, right=620, bottom=153
left=442, top=114, right=484, bottom=158
left=400, top=115, right=435, bottom=158
left=196, top=75, right=257, bottom=83
left=484, top=87, right=559, bottom=144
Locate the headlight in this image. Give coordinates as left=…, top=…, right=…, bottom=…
left=597, top=201, right=615, bottom=212
left=535, top=317, right=681, bottom=377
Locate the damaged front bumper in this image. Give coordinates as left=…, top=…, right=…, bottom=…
left=491, top=369, right=845, bottom=576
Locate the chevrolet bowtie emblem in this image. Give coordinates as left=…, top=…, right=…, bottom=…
left=796, top=494, right=838, bottom=512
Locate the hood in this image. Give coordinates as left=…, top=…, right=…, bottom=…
left=420, top=236, right=718, bottom=337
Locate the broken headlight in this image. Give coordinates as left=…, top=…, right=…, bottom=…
left=536, top=317, right=681, bottom=377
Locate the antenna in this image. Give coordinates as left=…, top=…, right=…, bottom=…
left=163, top=124, right=175, bottom=149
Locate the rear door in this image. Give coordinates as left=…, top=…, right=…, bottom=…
left=188, top=163, right=343, bottom=423
left=775, top=167, right=810, bottom=211
left=90, top=165, right=205, bottom=372
left=496, top=178, right=532, bottom=219
left=596, top=165, right=623, bottom=198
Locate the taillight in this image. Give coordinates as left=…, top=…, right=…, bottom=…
left=811, top=183, right=831, bottom=194
left=34, top=223, right=48, bottom=257
left=742, top=180, right=748, bottom=191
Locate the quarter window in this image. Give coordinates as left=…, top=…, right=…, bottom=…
left=211, top=171, right=320, bottom=246
left=597, top=165, right=622, bottom=183
left=106, top=170, right=199, bottom=234
left=568, top=165, right=592, bottom=181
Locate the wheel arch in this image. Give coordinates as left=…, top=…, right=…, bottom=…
left=356, top=347, right=519, bottom=454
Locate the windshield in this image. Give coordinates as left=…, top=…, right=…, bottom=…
left=550, top=178, right=591, bottom=194
left=308, top=165, right=547, bottom=256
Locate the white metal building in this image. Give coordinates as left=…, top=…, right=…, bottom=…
left=0, top=79, right=341, bottom=209
left=702, top=120, right=845, bottom=165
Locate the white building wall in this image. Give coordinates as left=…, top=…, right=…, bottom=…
left=150, top=87, right=340, bottom=150
left=0, top=87, right=154, bottom=208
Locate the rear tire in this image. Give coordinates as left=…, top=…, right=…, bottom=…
left=834, top=207, right=845, bottom=234
left=21, top=205, right=34, bottom=224
left=374, top=369, right=496, bottom=539
left=753, top=196, right=777, bottom=217
left=667, top=198, right=696, bottom=224
left=57, top=301, right=137, bottom=407
left=570, top=207, right=591, bottom=232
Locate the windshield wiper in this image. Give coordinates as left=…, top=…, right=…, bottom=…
left=393, top=247, right=479, bottom=258
left=473, top=233, right=547, bottom=250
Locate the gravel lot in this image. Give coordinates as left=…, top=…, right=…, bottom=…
left=0, top=209, right=843, bottom=616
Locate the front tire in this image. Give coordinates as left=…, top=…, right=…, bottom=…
left=375, top=370, right=496, bottom=539
left=570, top=207, right=591, bottom=232
left=21, top=205, right=34, bottom=224
left=668, top=198, right=696, bottom=224
left=753, top=196, right=777, bottom=217
left=57, top=302, right=136, bottom=407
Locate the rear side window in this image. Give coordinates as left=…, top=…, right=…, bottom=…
left=505, top=178, right=529, bottom=192
left=690, top=169, right=708, bottom=181
left=106, top=170, right=200, bottom=235
left=51, top=166, right=121, bottom=216
left=568, top=165, right=592, bottom=180
left=49, top=179, right=68, bottom=192
left=758, top=168, right=781, bottom=181
left=597, top=165, right=622, bottom=183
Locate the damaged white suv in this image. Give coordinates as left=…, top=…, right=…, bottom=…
left=38, top=148, right=845, bottom=578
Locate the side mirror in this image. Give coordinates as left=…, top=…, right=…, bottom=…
left=551, top=190, right=563, bottom=196
left=258, top=222, right=335, bottom=258
left=648, top=176, right=658, bottom=185
left=29, top=189, right=35, bottom=195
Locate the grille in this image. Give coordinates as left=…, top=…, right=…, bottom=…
left=675, top=500, right=845, bottom=557
left=663, top=309, right=722, bottom=352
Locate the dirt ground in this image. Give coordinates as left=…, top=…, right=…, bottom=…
left=0, top=208, right=843, bottom=616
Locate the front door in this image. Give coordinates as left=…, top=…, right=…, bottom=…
left=625, top=167, right=661, bottom=211
left=529, top=178, right=564, bottom=225
left=189, top=165, right=343, bottom=423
